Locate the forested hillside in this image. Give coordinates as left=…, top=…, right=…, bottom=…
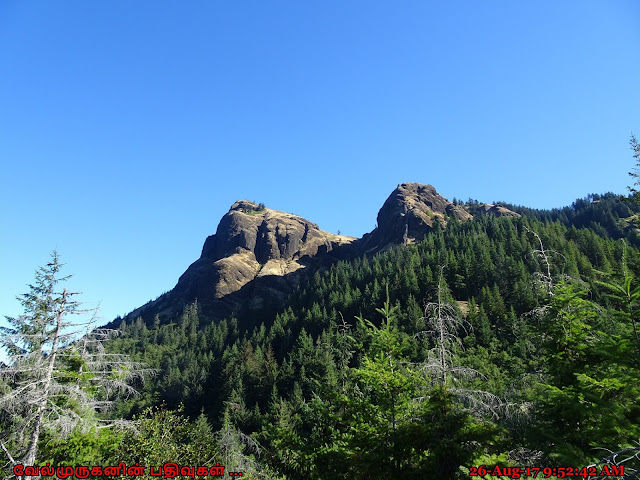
left=498, top=193, right=640, bottom=246
left=107, top=195, right=640, bottom=478
left=3, top=193, right=640, bottom=479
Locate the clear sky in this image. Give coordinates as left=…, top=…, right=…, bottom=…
left=1, top=1, right=639, bottom=329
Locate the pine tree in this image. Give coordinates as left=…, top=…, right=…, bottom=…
left=596, top=244, right=640, bottom=345
left=627, top=134, right=640, bottom=202
left=0, top=252, right=150, bottom=470
left=349, top=288, right=416, bottom=477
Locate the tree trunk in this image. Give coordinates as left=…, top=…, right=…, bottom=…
left=21, top=290, right=66, bottom=478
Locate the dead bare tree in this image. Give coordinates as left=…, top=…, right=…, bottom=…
left=215, top=408, right=266, bottom=479
left=417, top=267, right=504, bottom=419
left=524, top=226, right=556, bottom=296
left=0, top=252, right=152, bottom=473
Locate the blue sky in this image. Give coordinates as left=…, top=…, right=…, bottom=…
left=1, top=1, right=639, bottom=328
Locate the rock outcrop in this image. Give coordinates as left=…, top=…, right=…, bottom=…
left=357, top=183, right=472, bottom=254
left=119, top=183, right=523, bottom=328
left=123, top=201, right=355, bottom=324
left=478, top=203, right=521, bottom=217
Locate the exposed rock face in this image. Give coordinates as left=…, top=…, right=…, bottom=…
left=119, top=183, right=522, bottom=328
left=478, top=203, right=521, bottom=217
left=124, top=201, right=355, bottom=324
left=358, top=183, right=472, bottom=254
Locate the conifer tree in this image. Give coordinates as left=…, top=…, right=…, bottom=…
left=627, top=134, right=640, bottom=202
left=0, top=252, right=149, bottom=471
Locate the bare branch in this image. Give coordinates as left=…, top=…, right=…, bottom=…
left=589, top=442, right=640, bottom=480
left=1, top=440, right=16, bottom=465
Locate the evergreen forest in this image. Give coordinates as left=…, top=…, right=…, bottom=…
left=3, top=191, right=640, bottom=479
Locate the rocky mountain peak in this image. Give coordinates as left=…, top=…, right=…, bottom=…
left=477, top=203, right=521, bottom=217
left=119, top=183, right=521, bottom=327
left=358, top=182, right=472, bottom=254
left=124, top=201, right=355, bottom=324
left=378, top=183, right=472, bottom=230
left=207, top=200, right=353, bottom=261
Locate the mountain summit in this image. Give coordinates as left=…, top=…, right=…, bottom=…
left=120, top=183, right=515, bottom=325
left=123, top=200, right=355, bottom=324
left=358, top=183, right=472, bottom=254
